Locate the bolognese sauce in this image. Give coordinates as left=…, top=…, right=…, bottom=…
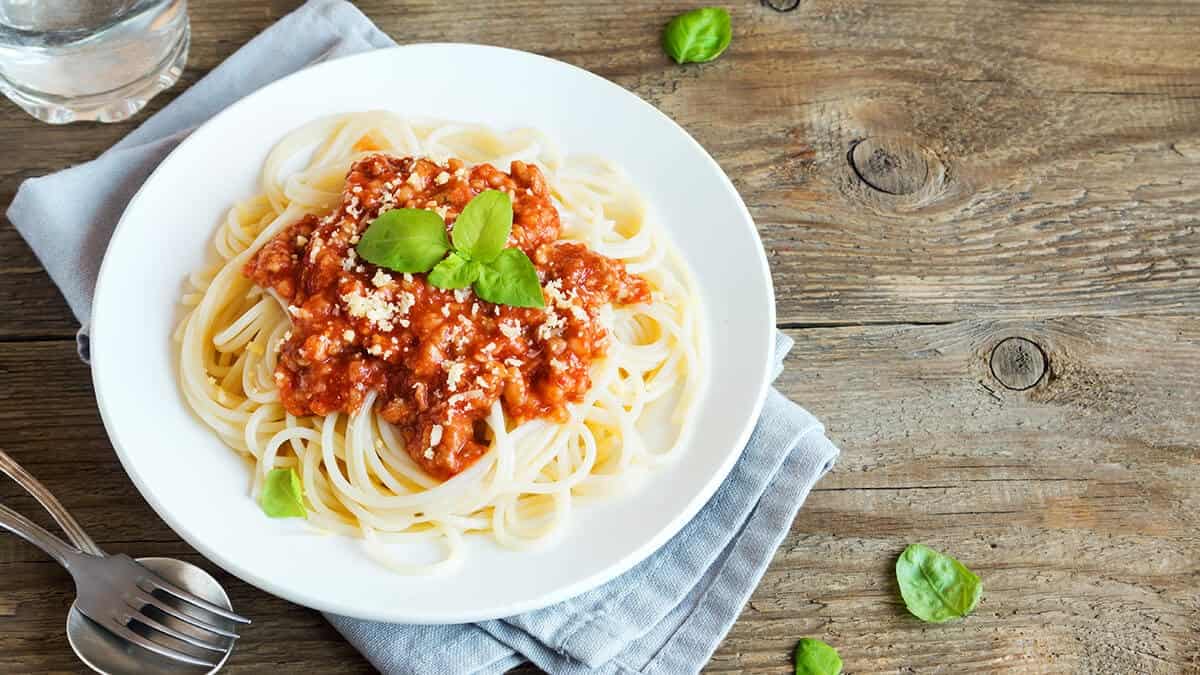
left=244, top=155, right=649, bottom=480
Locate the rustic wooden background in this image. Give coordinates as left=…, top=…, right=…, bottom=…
left=1, top=1, right=1197, bottom=672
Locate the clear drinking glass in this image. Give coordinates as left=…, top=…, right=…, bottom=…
left=0, top=0, right=188, bottom=124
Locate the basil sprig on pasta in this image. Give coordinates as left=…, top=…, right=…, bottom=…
left=260, top=468, right=306, bottom=518
left=356, top=189, right=545, bottom=308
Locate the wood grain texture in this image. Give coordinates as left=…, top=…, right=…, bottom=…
left=3, top=0, right=1199, bottom=332
left=1, top=318, right=1197, bottom=673
left=0, top=0, right=1198, bottom=673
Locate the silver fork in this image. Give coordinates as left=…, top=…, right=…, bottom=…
left=0, top=451, right=250, bottom=668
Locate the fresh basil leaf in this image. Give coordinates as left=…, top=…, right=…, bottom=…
left=356, top=208, right=450, bottom=273
left=474, top=248, right=544, bottom=308
left=662, top=7, right=732, bottom=65
left=260, top=468, right=306, bottom=518
left=895, top=543, right=983, bottom=623
left=452, top=189, right=512, bottom=263
left=794, top=638, right=842, bottom=675
left=427, top=252, right=480, bottom=290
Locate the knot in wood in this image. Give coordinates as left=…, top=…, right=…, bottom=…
left=849, top=137, right=931, bottom=195
left=989, top=337, right=1047, bottom=391
left=762, top=0, right=802, bottom=11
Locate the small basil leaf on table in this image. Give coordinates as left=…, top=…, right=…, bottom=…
left=260, top=468, right=306, bottom=518
left=452, top=189, right=512, bottom=263
left=428, top=252, right=480, bottom=289
left=356, top=208, right=450, bottom=273
left=794, top=638, right=842, bottom=675
left=662, top=7, right=733, bottom=65
left=474, top=248, right=544, bottom=308
left=895, top=543, right=983, bottom=622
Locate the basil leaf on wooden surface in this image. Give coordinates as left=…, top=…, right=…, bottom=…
left=428, top=252, right=479, bottom=289
left=794, top=638, right=842, bottom=675
left=452, top=189, right=512, bottom=263
left=474, top=248, right=544, bottom=308
left=260, top=468, right=306, bottom=518
left=895, top=543, right=982, bottom=622
left=356, top=208, right=450, bottom=273
left=662, top=7, right=733, bottom=64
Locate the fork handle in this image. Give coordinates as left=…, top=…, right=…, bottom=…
left=0, top=449, right=101, bottom=555
left=0, top=502, right=83, bottom=569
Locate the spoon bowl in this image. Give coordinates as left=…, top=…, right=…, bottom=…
left=67, top=557, right=236, bottom=674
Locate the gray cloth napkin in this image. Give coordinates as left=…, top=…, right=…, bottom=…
left=329, top=332, right=838, bottom=675
left=6, top=2, right=841, bottom=673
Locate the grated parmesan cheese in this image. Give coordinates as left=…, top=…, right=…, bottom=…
left=446, top=362, right=466, bottom=390
left=429, top=424, right=443, bottom=447
left=538, top=311, right=565, bottom=340
left=499, top=320, right=522, bottom=340
left=372, top=269, right=393, bottom=287
left=341, top=287, right=411, bottom=332
left=448, top=390, right=483, bottom=406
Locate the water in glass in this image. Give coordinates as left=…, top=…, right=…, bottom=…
left=0, top=0, right=188, bottom=124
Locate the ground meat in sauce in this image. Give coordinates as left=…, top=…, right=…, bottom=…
left=244, top=154, right=650, bottom=480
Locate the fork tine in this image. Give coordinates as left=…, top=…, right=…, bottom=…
left=129, top=590, right=241, bottom=639
left=128, top=609, right=230, bottom=653
left=142, top=573, right=251, bottom=624
left=104, top=620, right=220, bottom=668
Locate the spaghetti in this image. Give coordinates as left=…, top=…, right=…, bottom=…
left=177, top=111, right=704, bottom=573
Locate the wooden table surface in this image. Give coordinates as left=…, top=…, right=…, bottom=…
left=2, top=1, right=1198, bottom=673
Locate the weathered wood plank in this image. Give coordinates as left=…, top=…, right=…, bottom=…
left=2, top=0, right=1199, bottom=337
left=1, top=0, right=1198, bottom=672
left=735, top=317, right=1200, bottom=674
left=1, top=314, right=1197, bottom=672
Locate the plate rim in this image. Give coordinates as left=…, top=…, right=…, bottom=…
left=90, top=42, right=776, bottom=623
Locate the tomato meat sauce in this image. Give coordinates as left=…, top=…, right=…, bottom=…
left=244, top=155, right=649, bottom=480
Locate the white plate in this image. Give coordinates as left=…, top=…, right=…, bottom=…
left=91, top=44, right=774, bottom=623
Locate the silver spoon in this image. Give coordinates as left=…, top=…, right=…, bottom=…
left=67, top=557, right=236, bottom=674
left=0, top=450, right=249, bottom=673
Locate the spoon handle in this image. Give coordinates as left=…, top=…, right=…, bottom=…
left=0, top=502, right=82, bottom=569
left=0, top=449, right=102, bottom=555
